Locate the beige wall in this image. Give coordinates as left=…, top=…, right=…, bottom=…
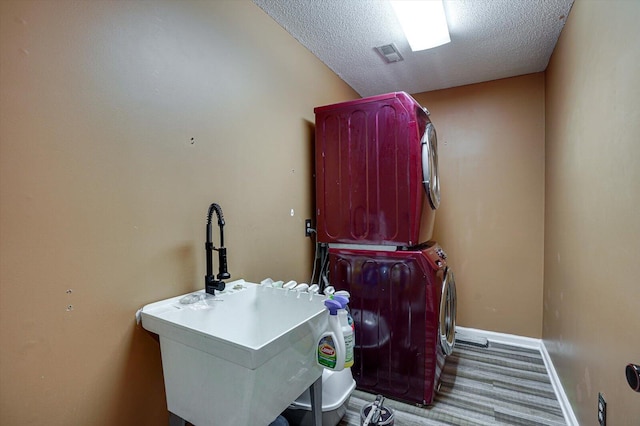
left=413, top=73, right=546, bottom=338
left=0, top=1, right=357, bottom=424
left=544, top=1, right=640, bottom=424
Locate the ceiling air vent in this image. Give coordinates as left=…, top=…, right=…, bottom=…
left=375, top=43, right=404, bottom=63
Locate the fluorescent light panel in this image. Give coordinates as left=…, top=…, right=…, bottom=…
left=390, top=0, right=451, bottom=51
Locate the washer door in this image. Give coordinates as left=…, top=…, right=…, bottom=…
left=421, top=122, right=441, bottom=210
left=439, top=267, right=457, bottom=356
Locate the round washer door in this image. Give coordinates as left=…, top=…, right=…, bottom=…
left=439, top=267, right=457, bottom=356
left=421, top=122, right=441, bottom=210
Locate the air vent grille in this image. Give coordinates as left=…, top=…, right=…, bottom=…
left=375, top=43, right=404, bottom=63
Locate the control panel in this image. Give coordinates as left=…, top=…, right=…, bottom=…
left=424, top=243, right=448, bottom=270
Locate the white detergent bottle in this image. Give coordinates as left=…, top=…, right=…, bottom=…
left=316, top=299, right=345, bottom=371
left=333, top=295, right=354, bottom=369
left=334, top=290, right=355, bottom=332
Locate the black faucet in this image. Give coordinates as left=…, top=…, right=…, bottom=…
left=205, top=203, right=231, bottom=295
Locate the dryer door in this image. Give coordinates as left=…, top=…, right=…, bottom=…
left=439, top=267, right=457, bottom=356
left=421, top=122, right=441, bottom=209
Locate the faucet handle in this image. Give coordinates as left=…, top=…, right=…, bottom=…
left=205, top=275, right=226, bottom=295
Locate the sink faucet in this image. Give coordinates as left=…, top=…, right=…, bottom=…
left=205, top=203, right=231, bottom=295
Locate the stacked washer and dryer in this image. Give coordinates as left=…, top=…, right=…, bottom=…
left=314, top=92, right=457, bottom=406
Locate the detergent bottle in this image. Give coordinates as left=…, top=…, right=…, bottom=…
left=333, top=295, right=354, bottom=369
left=316, top=299, right=345, bottom=371
left=334, top=290, right=355, bottom=332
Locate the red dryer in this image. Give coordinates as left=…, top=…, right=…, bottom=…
left=314, top=92, right=440, bottom=247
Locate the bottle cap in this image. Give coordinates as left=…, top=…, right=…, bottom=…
left=333, top=295, right=349, bottom=309
left=324, top=299, right=341, bottom=315
left=334, top=290, right=351, bottom=299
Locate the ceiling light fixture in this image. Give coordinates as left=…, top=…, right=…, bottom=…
left=390, top=0, right=451, bottom=51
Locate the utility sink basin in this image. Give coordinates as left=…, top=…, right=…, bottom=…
left=140, top=280, right=328, bottom=426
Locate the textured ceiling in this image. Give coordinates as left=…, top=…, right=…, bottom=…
left=253, top=0, right=574, bottom=97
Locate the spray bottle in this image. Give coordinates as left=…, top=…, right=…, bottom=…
left=316, top=299, right=345, bottom=371
left=333, top=295, right=354, bottom=369
left=334, top=290, right=355, bottom=332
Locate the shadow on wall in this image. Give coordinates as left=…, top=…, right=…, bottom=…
left=305, top=118, right=318, bottom=281
left=305, top=118, right=316, bottom=207
left=104, top=326, right=167, bottom=424
left=155, top=244, right=200, bottom=298
left=105, top=243, right=198, bottom=424
left=172, top=243, right=199, bottom=294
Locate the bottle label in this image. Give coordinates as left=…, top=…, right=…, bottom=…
left=344, top=332, right=354, bottom=368
left=317, top=336, right=337, bottom=369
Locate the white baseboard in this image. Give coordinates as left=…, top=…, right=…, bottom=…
left=454, top=326, right=578, bottom=426
left=539, top=340, right=579, bottom=426
left=456, top=326, right=541, bottom=350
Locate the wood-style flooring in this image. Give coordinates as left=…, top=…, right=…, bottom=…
left=337, top=342, right=566, bottom=426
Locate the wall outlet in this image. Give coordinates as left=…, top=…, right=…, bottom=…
left=305, top=219, right=313, bottom=237
left=598, top=392, right=606, bottom=426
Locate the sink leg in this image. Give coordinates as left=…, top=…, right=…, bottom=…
left=169, top=412, right=186, bottom=426
left=309, top=375, right=323, bottom=426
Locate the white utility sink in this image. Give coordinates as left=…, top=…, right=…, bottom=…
left=140, top=280, right=329, bottom=426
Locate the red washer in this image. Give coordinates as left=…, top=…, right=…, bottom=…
left=329, top=242, right=456, bottom=406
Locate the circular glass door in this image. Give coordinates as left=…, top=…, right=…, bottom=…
left=439, top=267, right=457, bottom=356
left=421, top=123, right=441, bottom=209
